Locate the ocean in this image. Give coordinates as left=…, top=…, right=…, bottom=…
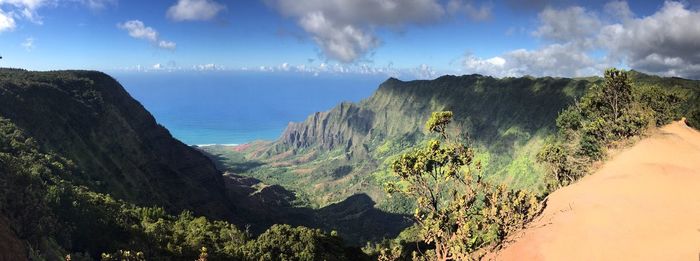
left=112, top=71, right=385, bottom=145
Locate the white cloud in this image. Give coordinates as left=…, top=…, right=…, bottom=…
left=447, top=0, right=492, bottom=21
left=117, top=20, right=157, bottom=41
left=463, top=1, right=700, bottom=79
left=279, top=62, right=290, bottom=71
left=266, top=0, right=444, bottom=63
left=463, top=55, right=506, bottom=75
left=167, top=0, right=225, bottom=21
left=0, top=9, right=15, bottom=32
left=117, top=20, right=176, bottom=50
left=21, top=37, right=33, bottom=51
left=194, top=63, right=225, bottom=71
left=0, top=0, right=117, bottom=30
left=82, top=0, right=117, bottom=11
left=463, top=44, right=600, bottom=78
left=20, top=7, right=41, bottom=24
left=534, top=6, right=601, bottom=45
left=603, top=0, right=633, bottom=21
left=0, top=0, right=47, bottom=24
left=410, top=64, right=438, bottom=79
left=158, top=40, right=176, bottom=50
left=599, top=1, right=700, bottom=78
left=299, top=12, right=379, bottom=63
left=0, top=0, right=46, bottom=10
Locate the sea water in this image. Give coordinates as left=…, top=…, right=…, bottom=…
left=113, top=71, right=384, bottom=145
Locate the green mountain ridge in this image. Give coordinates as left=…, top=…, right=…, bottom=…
left=0, top=69, right=234, bottom=219
left=217, top=74, right=594, bottom=211
left=208, top=71, right=700, bottom=214
left=2, top=68, right=698, bottom=259
left=0, top=68, right=406, bottom=259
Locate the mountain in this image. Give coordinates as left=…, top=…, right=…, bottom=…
left=0, top=69, right=233, bottom=219
left=206, top=71, right=700, bottom=213
left=493, top=120, right=700, bottom=260
left=212, top=75, right=594, bottom=210
left=0, top=69, right=406, bottom=259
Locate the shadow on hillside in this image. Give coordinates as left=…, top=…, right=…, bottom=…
left=381, top=75, right=592, bottom=155
left=197, top=147, right=266, bottom=173
left=222, top=173, right=412, bottom=246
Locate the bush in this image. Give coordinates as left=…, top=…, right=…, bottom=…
left=538, top=68, right=693, bottom=188
left=385, top=111, right=542, bottom=259
left=243, top=224, right=348, bottom=261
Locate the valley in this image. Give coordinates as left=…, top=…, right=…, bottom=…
left=1, top=68, right=698, bottom=260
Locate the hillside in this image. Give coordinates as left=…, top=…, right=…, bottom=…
left=206, top=71, right=700, bottom=213
left=493, top=120, right=700, bottom=260
left=0, top=69, right=403, bottom=259
left=214, top=75, right=594, bottom=211
left=0, top=69, right=233, bottom=219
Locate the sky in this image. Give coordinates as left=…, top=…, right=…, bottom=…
left=1, top=0, right=700, bottom=79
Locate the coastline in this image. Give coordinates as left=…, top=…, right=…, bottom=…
left=193, top=144, right=239, bottom=147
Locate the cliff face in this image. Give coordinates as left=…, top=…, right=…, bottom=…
left=252, top=72, right=700, bottom=210
left=276, top=102, right=375, bottom=158
left=234, top=75, right=595, bottom=209
left=274, top=75, right=591, bottom=159
left=0, top=69, right=232, bottom=219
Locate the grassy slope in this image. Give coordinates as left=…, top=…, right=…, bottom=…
left=205, top=71, right=700, bottom=217
left=203, top=75, right=595, bottom=212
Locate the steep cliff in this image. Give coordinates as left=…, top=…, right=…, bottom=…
left=211, top=75, right=591, bottom=213
left=273, top=75, right=590, bottom=160
left=0, top=69, right=232, bottom=219
left=224, top=72, right=699, bottom=210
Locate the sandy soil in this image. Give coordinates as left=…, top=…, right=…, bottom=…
left=492, top=121, right=700, bottom=260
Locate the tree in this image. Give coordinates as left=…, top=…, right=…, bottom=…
left=424, top=111, right=453, bottom=139
left=243, top=224, right=347, bottom=261
left=386, top=111, right=481, bottom=260
left=601, top=68, right=632, bottom=122
left=387, top=112, right=541, bottom=260
left=196, top=247, right=208, bottom=261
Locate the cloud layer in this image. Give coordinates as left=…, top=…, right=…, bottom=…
left=266, top=0, right=450, bottom=63
left=600, top=1, right=700, bottom=78
left=117, top=20, right=176, bottom=50
left=167, top=0, right=225, bottom=21
left=0, top=0, right=116, bottom=31
left=463, top=1, right=700, bottom=79
left=0, top=8, right=15, bottom=32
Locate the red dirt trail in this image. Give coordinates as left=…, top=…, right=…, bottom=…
left=493, top=121, right=700, bottom=260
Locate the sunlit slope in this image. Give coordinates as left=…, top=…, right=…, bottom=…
left=226, top=75, right=593, bottom=209
left=494, top=120, right=700, bottom=260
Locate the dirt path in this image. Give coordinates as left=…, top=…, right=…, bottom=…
left=493, top=121, right=700, bottom=260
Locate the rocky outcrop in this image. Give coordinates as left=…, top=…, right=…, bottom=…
left=276, top=101, right=375, bottom=158
left=271, top=74, right=592, bottom=159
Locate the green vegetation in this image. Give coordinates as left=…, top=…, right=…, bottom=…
left=203, top=70, right=700, bottom=248
left=538, top=68, right=698, bottom=188
left=3, top=68, right=699, bottom=259
left=0, top=69, right=233, bottom=220
left=0, top=69, right=368, bottom=260
left=206, top=75, right=591, bottom=213
left=0, top=116, right=359, bottom=260
left=383, top=112, right=540, bottom=260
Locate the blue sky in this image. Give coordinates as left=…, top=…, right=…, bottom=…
left=1, top=0, right=699, bottom=79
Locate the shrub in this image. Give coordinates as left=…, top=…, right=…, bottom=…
left=538, top=68, right=691, bottom=188
left=386, top=111, right=542, bottom=260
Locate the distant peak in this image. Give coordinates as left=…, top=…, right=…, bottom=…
left=384, top=77, right=402, bottom=83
